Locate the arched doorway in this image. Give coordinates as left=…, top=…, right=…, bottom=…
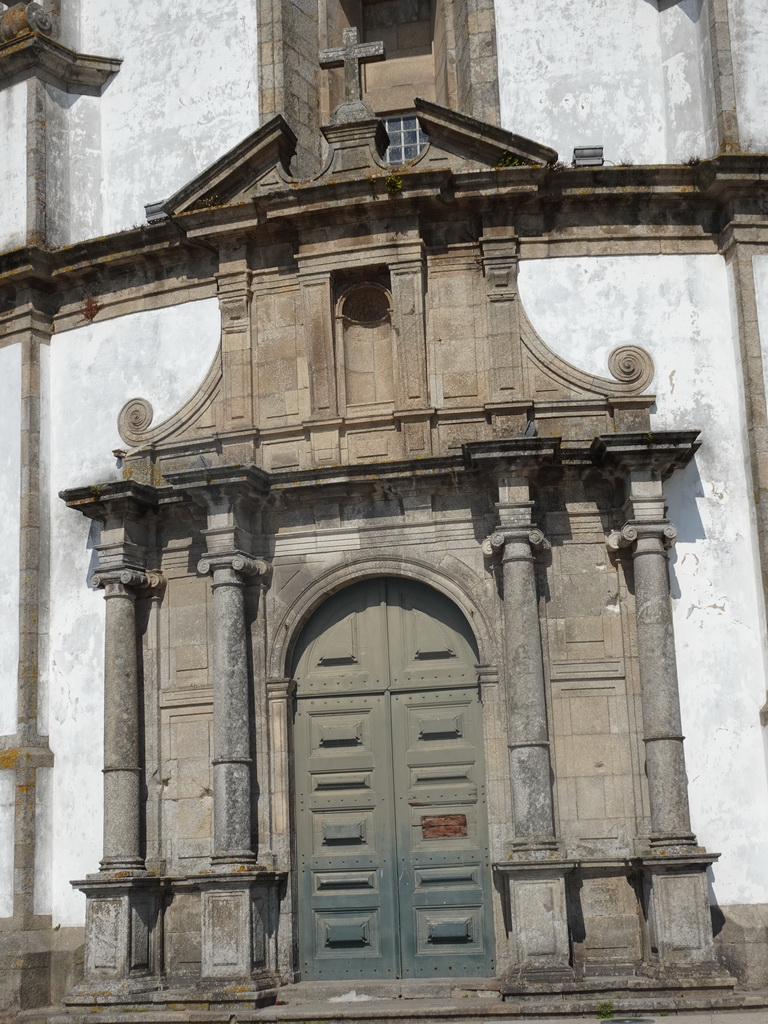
left=292, top=577, right=496, bottom=980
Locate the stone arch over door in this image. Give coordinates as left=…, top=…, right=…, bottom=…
left=290, top=576, right=496, bottom=980
left=269, top=554, right=498, bottom=682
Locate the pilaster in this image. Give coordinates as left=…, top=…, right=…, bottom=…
left=0, top=294, right=55, bottom=1014
left=299, top=269, right=337, bottom=421
left=481, top=227, right=521, bottom=402
left=217, top=243, right=253, bottom=430
left=390, top=255, right=428, bottom=411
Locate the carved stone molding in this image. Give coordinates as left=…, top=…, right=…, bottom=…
left=520, top=311, right=655, bottom=398
left=0, top=3, right=51, bottom=41
left=117, top=352, right=222, bottom=448
left=608, top=345, right=654, bottom=387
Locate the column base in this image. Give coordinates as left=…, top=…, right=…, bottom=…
left=210, top=851, right=259, bottom=869
left=99, top=858, right=147, bottom=874
left=647, top=831, right=698, bottom=849
left=495, top=859, right=577, bottom=977
left=508, top=836, right=561, bottom=857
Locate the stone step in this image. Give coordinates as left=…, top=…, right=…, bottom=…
left=16, top=986, right=768, bottom=1024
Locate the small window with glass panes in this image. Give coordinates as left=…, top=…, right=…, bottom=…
left=384, top=114, right=429, bottom=164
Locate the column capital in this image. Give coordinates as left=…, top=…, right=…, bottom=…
left=198, top=552, right=271, bottom=580
left=607, top=520, right=677, bottom=553
left=484, top=526, right=550, bottom=558
left=91, top=567, right=166, bottom=593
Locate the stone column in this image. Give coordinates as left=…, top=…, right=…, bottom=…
left=198, top=553, right=270, bottom=866
left=91, top=568, right=153, bottom=873
left=485, top=470, right=573, bottom=980
left=488, top=479, right=556, bottom=851
left=609, top=504, right=695, bottom=847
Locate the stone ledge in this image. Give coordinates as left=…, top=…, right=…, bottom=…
left=0, top=31, right=121, bottom=93
left=17, top=989, right=768, bottom=1022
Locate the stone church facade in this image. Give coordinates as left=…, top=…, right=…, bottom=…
left=1, top=0, right=768, bottom=1016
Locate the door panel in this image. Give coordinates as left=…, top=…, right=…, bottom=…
left=296, top=694, right=399, bottom=977
left=293, top=579, right=495, bottom=980
left=392, top=688, right=495, bottom=977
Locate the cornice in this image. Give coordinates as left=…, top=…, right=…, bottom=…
left=2, top=158, right=768, bottom=297
left=591, top=431, right=701, bottom=477
left=0, top=31, right=121, bottom=94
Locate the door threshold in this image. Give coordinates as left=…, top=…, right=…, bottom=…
left=276, top=979, right=501, bottom=1003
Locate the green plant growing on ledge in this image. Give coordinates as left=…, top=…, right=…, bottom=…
left=497, top=150, right=524, bottom=167
left=385, top=173, right=403, bottom=195
left=596, top=1000, right=615, bottom=1020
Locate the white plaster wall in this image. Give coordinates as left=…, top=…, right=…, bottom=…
left=76, top=2, right=259, bottom=236
left=495, top=0, right=713, bottom=164
left=519, top=254, right=768, bottom=906
left=660, top=0, right=717, bottom=161
left=0, top=344, right=22, bottom=737
left=0, top=82, right=28, bottom=252
left=728, top=0, right=768, bottom=152
left=47, top=299, right=220, bottom=924
left=45, top=86, right=103, bottom=249
left=0, top=771, right=14, bottom=917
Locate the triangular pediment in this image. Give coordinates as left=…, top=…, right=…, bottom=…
left=412, top=98, right=557, bottom=169
left=153, top=102, right=556, bottom=219
left=158, top=115, right=297, bottom=217
left=305, top=98, right=557, bottom=184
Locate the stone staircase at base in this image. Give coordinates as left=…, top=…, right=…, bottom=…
left=12, top=977, right=768, bottom=1024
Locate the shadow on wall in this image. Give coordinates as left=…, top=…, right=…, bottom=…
left=665, top=457, right=706, bottom=601
left=707, top=864, right=726, bottom=936
left=655, top=0, right=703, bottom=23
left=86, top=519, right=102, bottom=589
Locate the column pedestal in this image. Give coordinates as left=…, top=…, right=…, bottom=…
left=640, top=853, right=720, bottom=971
left=200, top=872, right=284, bottom=985
left=69, top=876, right=165, bottom=996
left=496, top=861, right=576, bottom=979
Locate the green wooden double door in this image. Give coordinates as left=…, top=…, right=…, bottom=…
left=293, top=578, right=496, bottom=980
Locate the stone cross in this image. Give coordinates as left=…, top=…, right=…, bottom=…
left=319, top=27, right=385, bottom=106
